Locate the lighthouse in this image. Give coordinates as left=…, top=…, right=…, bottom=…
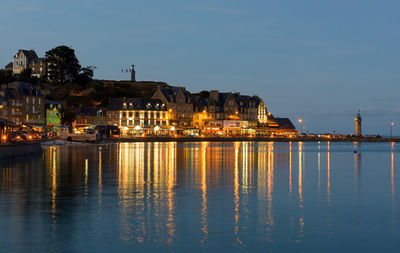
left=355, top=110, right=362, bottom=136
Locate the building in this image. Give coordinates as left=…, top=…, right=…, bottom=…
left=4, top=62, right=13, bottom=72
left=191, top=90, right=267, bottom=135
left=12, top=49, right=38, bottom=75
left=45, top=100, right=62, bottom=132
left=11, top=49, right=48, bottom=78
left=106, top=98, right=169, bottom=135
left=75, top=107, right=107, bottom=127
left=0, top=82, right=45, bottom=128
left=152, top=86, right=193, bottom=128
left=30, top=58, right=48, bottom=78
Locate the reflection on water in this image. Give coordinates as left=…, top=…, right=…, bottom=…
left=1, top=142, right=400, bottom=252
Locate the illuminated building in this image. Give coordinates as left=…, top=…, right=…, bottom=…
left=0, top=82, right=45, bottom=127
left=106, top=98, right=169, bottom=135
left=152, top=86, right=193, bottom=128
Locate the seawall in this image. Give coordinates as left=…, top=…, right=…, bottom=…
left=0, top=142, right=43, bottom=160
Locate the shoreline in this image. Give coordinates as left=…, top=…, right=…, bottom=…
left=104, top=136, right=400, bottom=143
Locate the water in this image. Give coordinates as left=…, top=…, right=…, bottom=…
left=0, top=142, right=399, bottom=252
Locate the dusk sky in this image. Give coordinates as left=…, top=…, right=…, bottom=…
left=1, top=0, right=400, bottom=135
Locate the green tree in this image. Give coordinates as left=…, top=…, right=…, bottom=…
left=45, top=46, right=81, bottom=85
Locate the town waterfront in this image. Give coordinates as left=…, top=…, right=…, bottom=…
left=1, top=142, right=400, bottom=252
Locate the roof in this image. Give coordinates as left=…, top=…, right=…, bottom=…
left=16, top=49, right=38, bottom=60
left=5, top=62, right=12, bottom=68
left=45, top=99, right=63, bottom=105
left=77, top=107, right=104, bottom=116
left=2, top=88, right=17, bottom=99
left=107, top=98, right=167, bottom=111
left=0, top=117, right=15, bottom=124
left=160, top=87, right=190, bottom=103
left=17, top=82, right=43, bottom=96
left=269, top=117, right=296, bottom=129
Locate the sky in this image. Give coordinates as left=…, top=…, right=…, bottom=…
left=1, top=0, right=400, bottom=135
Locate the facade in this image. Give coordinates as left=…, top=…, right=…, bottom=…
left=192, top=90, right=267, bottom=134
left=152, top=86, right=193, bottom=128
left=12, top=50, right=38, bottom=75
left=45, top=100, right=62, bottom=131
left=11, top=49, right=48, bottom=77
left=106, top=98, right=169, bottom=135
left=30, top=58, right=48, bottom=78
left=0, top=82, right=45, bottom=127
left=75, top=107, right=107, bottom=127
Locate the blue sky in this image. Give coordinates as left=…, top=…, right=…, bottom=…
left=1, top=0, right=400, bottom=135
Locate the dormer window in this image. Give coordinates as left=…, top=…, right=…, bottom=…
left=123, top=102, right=127, bottom=108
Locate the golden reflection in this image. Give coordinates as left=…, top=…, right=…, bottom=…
left=50, top=146, right=57, bottom=216
left=298, top=142, right=303, bottom=204
left=242, top=142, right=249, bottom=193
left=289, top=142, right=292, bottom=195
left=117, top=142, right=177, bottom=244
left=98, top=147, right=102, bottom=207
left=297, top=142, right=304, bottom=243
left=318, top=142, right=321, bottom=191
left=233, top=142, right=242, bottom=245
left=84, top=158, right=88, bottom=198
left=166, top=142, right=177, bottom=244
left=200, top=142, right=208, bottom=244
left=390, top=142, right=396, bottom=231
left=391, top=143, right=395, bottom=198
left=266, top=142, right=274, bottom=242
left=1, top=165, right=12, bottom=192
left=327, top=142, right=331, bottom=204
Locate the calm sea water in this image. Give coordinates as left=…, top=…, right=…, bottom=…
left=0, top=142, right=399, bottom=252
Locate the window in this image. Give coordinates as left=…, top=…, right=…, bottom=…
left=128, top=120, right=133, bottom=125
left=157, top=113, right=160, bottom=118
left=134, top=120, right=140, bottom=125
left=26, top=97, right=29, bottom=104
left=151, top=112, right=154, bottom=118
left=135, top=112, right=139, bottom=117
left=129, top=112, right=133, bottom=117
left=144, top=112, right=148, bottom=118
left=122, top=112, right=126, bottom=117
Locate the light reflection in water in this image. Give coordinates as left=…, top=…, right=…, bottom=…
left=327, top=142, right=331, bottom=205
left=266, top=142, right=274, bottom=242
left=298, top=142, right=304, bottom=243
left=391, top=142, right=396, bottom=230
left=289, top=142, right=292, bottom=196
left=233, top=142, right=241, bottom=246
left=354, top=142, right=361, bottom=193
left=2, top=142, right=400, bottom=251
left=200, top=142, right=208, bottom=244
left=98, top=147, right=102, bottom=208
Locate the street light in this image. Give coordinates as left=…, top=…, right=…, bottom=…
left=390, top=121, right=394, bottom=138
left=298, top=118, right=305, bottom=132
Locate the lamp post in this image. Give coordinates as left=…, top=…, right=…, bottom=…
left=390, top=121, right=394, bottom=138
left=298, top=118, right=304, bottom=133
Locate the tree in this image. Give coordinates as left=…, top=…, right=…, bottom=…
left=57, top=107, right=76, bottom=126
left=76, top=65, right=96, bottom=86
left=45, top=46, right=81, bottom=85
